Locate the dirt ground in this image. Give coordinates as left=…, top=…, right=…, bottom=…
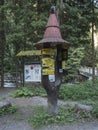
left=0, top=88, right=98, bottom=130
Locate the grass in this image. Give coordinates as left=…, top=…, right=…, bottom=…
left=29, top=106, right=75, bottom=128
left=29, top=105, right=94, bottom=128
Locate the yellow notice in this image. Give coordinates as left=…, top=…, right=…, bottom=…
left=42, top=68, right=55, bottom=75
left=42, top=58, right=55, bottom=68
left=42, top=48, right=57, bottom=55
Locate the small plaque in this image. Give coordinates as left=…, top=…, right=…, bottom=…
left=49, top=75, right=55, bottom=82
left=59, top=69, right=63, bottom=73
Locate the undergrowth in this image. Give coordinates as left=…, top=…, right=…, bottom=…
left=11, top=79, right=98, bottom=101
left=11, top=86, right=46, bottom=98
left=29, top=105, right=93, bottom=128
left=59, top=80, right=98, bottom=101
left=0, top=105, right=17, bottom=116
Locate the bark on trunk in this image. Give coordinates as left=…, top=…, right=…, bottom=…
left=0, top=0, right=6, bottom=88
left=42, top=75, right=61, bottom=116
left=47, top=90, right=58, bottom=115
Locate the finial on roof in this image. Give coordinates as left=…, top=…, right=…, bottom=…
left=50, top=6, right=56, bottom=14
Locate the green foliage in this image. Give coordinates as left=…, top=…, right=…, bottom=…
left=11, top=88, right=34, bottom=97
left=3, top=1, right=49, bottom=72
left=61, top=2, right=91, bottom=46
left=29, top=105, right=93, bottom=128
left=1, top=0, right=98, bottom=84
left=11, top=86, right=46, bottom=98
left=65, top=47, right=84, bottom=82
left=81, top=44, right=95, bottom=67
left=11, top=79, right=98, bottom=101
left=91, top=103, right=98, bottom=118
left=0, top=105, right=17, bottom=116
left=1, top=0, right=97, bottom=73
left=59, top=80, right=98, bottom=101
left=29, top=106, right=75, bottom=128
left=32, top=86, right=47, bottom=97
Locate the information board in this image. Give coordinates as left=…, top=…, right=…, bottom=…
left=24, top=64, right=41, bottom=82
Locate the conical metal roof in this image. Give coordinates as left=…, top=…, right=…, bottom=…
left=35, top=7, right=70, bottom=48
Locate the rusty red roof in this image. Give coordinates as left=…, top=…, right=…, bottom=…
left=35, top=10, right=70, bottom=48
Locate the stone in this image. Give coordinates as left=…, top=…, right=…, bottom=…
left=74, top=103, right=93, bottom=112
left=58, top=100, right=93, bottom=112
left=0, top=101, right=11, bottom=109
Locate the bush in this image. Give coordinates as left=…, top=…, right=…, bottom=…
left=11, top=88, right=34, bottom=97
left=0, top=105, right=17, bottom=116
left=11, top=86, right=46, bottom=98
left=59, top=80, right=98, bottom=101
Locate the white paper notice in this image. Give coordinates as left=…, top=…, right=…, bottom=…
left=24, top=64, right=41, bottom=82
left=48, top=75, right=55, bottom=82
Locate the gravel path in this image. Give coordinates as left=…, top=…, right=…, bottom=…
left=0, top=88, right=98, bottom=130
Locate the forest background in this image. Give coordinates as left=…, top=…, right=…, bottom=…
left=0, top=0, right=98, bottom=86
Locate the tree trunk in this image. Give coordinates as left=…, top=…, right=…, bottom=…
left=47, top=91, right=58, bottom=115
left=13, top=0, right=21, bottom=87
left=0, top=0, right=6, bottom=88
left=56, top=0, right=63, bottom=24
left=42, top=75, right=60, bottom=116
left=91, top=0, right=95, bottom=84
left=37, top=0, right=41, bottom=15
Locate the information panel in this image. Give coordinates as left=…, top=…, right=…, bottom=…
left=24, top=64, right=41, bottom=82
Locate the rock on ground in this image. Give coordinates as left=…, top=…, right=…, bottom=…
left=0, top=101, right=11, bottom=108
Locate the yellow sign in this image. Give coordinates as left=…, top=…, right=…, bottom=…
left=42, top=48, right=57, bottom=55
left=16, top=50, right=41, bottom=56
left=41, top=49, right=56, bottom=75
left=42, top=68, right=55, bottom=75
left=42, top=58, right=55, bottom=68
